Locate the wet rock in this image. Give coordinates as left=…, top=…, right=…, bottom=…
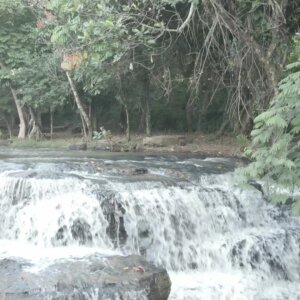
left=0, top=255, right=171, bottom=300
left=230, top=236, right=290, bottom=280
left=231, top=239, right=247, bottom=267
left=285, top=197, right=296, bottom=206
left=71, top=218, right=93, bottom=245
left=137, top=221, right=153, bottom=255
left=7, top=171, right=38, bottom=179
left=131, top=168, right=149, bottom=176
left=100, top=191, right=128, bottom=247
left=89, top=161, right=150, bottom=178
left=248, top=180, right=264, bottom=195
left=68, top=143, right=87, bottom=151
left=143, top=135, right=186, bottom=147
left=53, top=225, right=68, bottom=246
left=236, top=199, right=247, bottom=222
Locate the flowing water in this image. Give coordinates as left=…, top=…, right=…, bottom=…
left=0, top=148, right=299, bottom=300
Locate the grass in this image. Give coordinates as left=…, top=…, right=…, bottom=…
left=9, top=137, right=93, bottom=149
left=3, top=133, right=243, bottom=157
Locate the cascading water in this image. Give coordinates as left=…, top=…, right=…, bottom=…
left=0, top=149, right=299, bottom=299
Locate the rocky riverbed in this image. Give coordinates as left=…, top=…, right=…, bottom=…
left=0, top=148, right=299, bottom=300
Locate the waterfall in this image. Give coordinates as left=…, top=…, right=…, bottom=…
left=0, top=154, right=299, bottom=299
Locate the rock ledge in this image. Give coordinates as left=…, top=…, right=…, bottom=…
left=0, top=255, right=171, bottom=300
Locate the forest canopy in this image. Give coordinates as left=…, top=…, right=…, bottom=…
left=0, top=0, right=298, bottom=140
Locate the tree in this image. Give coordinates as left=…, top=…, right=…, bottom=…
left=0, top=0, right=298, bottom=139
left=15, top=53, right=69, bottom=139
left=241, top=37, right=300, bottom=213
left=0, top=1, right=37, bottom=138
left=49, top=0, right=130, bottom=138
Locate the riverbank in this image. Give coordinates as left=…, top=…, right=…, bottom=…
left=1, top=133, right=247, bottom=158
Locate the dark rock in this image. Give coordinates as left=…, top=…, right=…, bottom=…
left=68, top=143, right=87, bottom=151
left=285, top=197, right=296, bottom=206
left=95, top=140, right=111, bottom=151
left=53, top=225, right=68, bottom=246
left=100, top=191, right=128, bottom=247
left=230, top=236, right=289, bottom=280
left=0, top=255, right=171, bottom=300
left=71, top=218, right=93, bottom=245
left=248, top=180, right=264, bottom=195
left=131, top=168, right=149, bottom=176
left=137, top=221, right=153, bottom=255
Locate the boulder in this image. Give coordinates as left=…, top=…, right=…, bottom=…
left=111, top=143, right=122, bottom=152
left=143, top=135, right=186, bottom=147
left=0, top=255, right=171, bottom=300
left=95, top=140, right=111, bottom=151
left=68, top=143, right=87, bottom=151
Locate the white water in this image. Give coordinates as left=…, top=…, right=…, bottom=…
left=0, top=155, right=300, bottom=299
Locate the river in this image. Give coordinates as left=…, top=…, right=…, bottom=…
left=0, top=148, right=299, bottom=299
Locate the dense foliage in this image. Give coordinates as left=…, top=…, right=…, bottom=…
left=0, top=0, right=299, bottom=144
left=241, top=37, right=300, bottom=212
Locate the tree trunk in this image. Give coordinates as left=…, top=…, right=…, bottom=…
left=124, top=104, right=130, bottom=142
left=28, top=108, right=43, bottom=140
left=144, top=73, right=152, bottom=137
left=80, top=113, right=87, bottom=137
left=65, top=71, right=92, bottom=139
left=10, top=87, right=27, bottom=139
left=186, top=99, right=194, bottom=133
left=145, top=98, right=151, bottom=137
left=50, top=109, right=53, bottom=139
left=138, top=108, right=146, bottom=133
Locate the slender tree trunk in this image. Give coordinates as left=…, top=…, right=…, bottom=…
left=65, top=71, right=92, bottom=139
left=10, top=87, right=27, bottom=139
left=92, top=115, right=97, bottom=132
left=145, top=98, right=151, bottom=137
left=144, top=73, right=152, bottom=136
left=186, top=99, right=194, bottom=133
left=50, top=109, right=53, bottom=139
left=80, top=113, right=87, bottom=137
left=90, top=100, right=97, bottom=131
left=124, top=104, right=130, bottom=142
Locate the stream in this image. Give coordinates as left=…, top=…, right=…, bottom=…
left=0, top=148, right=299, bottom=299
